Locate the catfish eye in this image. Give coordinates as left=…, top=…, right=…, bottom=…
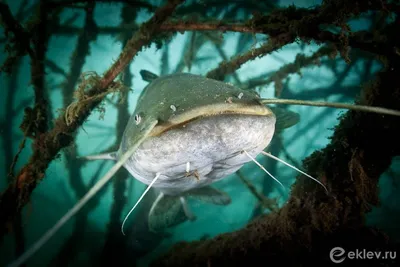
left=134, top=114, right=141, bottom=125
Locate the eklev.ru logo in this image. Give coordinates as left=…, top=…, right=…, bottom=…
left=330, top=247, right=397, bottom=263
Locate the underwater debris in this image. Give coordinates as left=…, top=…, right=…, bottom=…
left=151, top=56, right=400, bottom=267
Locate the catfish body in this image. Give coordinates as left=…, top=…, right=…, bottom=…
left=120, top=112, right=275, bottom=195
left=116, top=72, right=279, bottom=231
left=81, top=72, right=298, bottom=232
left=119, top=72, right=275, bottom=192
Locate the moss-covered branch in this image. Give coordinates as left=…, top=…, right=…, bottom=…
left=0, top=0, right=185, bottom=244
left=206, top=36, right=294, bottom=81
left=152, top=49, right=400, bottom=267
left=244, top=45, right=336, bottom=94
left=53, top=1, right=398, bottom=61
left=161, top=1, right=398, bottom=58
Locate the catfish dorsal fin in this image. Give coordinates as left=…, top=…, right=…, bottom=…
left=7, top=120, right=159, bottom=267
left=139, top=69, right=159, bottom=83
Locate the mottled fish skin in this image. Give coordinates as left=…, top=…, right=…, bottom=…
left=121, top=72, right=272, bottom=147
left=116, top=73, right=277, bottom=196
left=120, top=113, right=275, bottom=196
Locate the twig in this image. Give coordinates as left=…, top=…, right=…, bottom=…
left=206, top=36, right=293, bottom=81
left=243, top=45, right=335, bottom=93
left=173, top=31, right=214, bottom=73
left=45, top=59, right=67, bottom=77
left=237, top=170, right=278, bottom=212
left=8, top=136, right=28, bottom=181
left=204, top=31, right=242, bottom=84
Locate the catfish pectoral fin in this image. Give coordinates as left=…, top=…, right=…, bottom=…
left=179, top=196, right=196, bottom=221
left=148, top=193, right=189, bottom=233
left=185, top=185, right=231, bottom=205
left=269, top=106, right=300, bottom=132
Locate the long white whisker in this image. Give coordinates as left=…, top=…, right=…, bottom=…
left=259, top=98, right=400, bottom=117
left=260, top=151, right=328, bottom=193
left=243, top=150, right=285, bottom=190
left=121, top=172, right=162, bottom=236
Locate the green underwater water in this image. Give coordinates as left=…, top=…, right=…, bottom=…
left=0, top=0, right=399, bottom=266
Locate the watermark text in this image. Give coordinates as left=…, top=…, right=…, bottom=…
left=330, top=247, right=396, bottom=263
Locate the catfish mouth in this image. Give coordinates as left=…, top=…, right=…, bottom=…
left=149, top=102, right=273, bottom=137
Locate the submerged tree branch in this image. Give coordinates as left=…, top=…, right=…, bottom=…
left=237, top=170, right=278, bottom=212
left=52, top=1, right=398, bottom=61
left=0, top=0, right=185, bottom=244
left=206, top=35, right=294, bottom=81
left=243, top=45, right=336, bottom=94
left=152, top=50, right=400, bottom=267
